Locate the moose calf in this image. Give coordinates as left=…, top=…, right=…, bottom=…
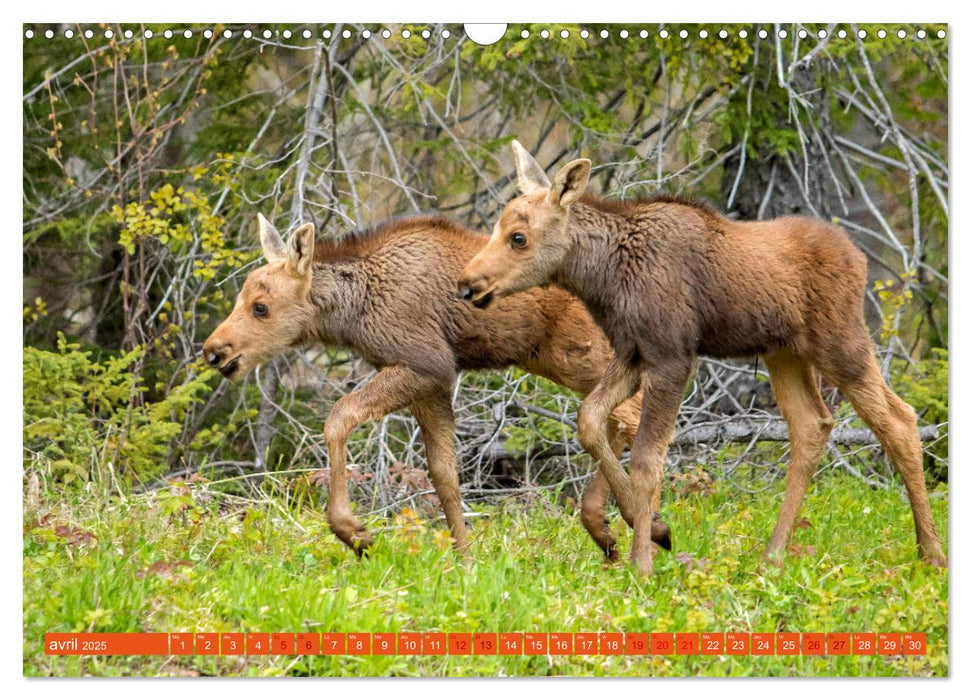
left=457, top=140, right=946, bottom=576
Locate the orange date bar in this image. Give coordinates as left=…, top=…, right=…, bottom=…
left=42, top=631, right=930, bottom=656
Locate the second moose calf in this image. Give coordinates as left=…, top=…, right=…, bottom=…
left=457, top=140, right=945, bottom=576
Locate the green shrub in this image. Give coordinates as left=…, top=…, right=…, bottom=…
left=23, top=334, right=217, bottom=485
left=894, top=348, right=948, bottom=481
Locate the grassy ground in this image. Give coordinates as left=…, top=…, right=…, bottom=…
left=23, top=471, right=948, bottom=677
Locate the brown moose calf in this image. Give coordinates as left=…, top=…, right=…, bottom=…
left=203, top=214, right=671, bottom=559
left=457, top=140, right=946, bottom=576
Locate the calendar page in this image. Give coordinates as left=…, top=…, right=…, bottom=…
left=23, top=20, right=949, bottom=678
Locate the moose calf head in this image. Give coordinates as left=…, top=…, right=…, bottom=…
left=202, top=214, right=317, bottom=379
left=457, top=140, right=591, bottom=309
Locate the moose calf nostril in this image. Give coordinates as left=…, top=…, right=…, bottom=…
left=458, top=284, right=474, bottom=301
left=207, top=352, right=222, bottom=367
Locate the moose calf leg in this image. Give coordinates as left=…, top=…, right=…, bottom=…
left=834, top=359, right=946, bottom=566
left=763, top=351, right=834, bottom=563
left=412, top=394, right=469, bottom=553
left=577, top=415, right=632, bottom=560
left=610, top=396, right=672, bottom=552
left=628, top=441, right=670, bottom=576
left=608, top=396, right=640, bottom=523
left=324, top=395, right=375, bottom=555
left=578, top=417, right=670, bottom=560
left=628, top=361, right=690, bottom=576
left=577, top=359, right=642, bottom=533
left=579, top=362, right=672, bottom=559
left=580, top=468, right=618, bottom=560
left=323, top=366, right=449, bottom=555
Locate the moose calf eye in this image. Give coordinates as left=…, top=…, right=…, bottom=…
left=253, top=303, right=268, bottom=317
left=510, top=232, right=527, bottom=249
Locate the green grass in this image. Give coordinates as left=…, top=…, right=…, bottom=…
left=23, top=472, right=948, bottom=677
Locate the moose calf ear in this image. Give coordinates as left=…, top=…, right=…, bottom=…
left=259, top=213, right=287, bottom=262
left=512, top=139, right=551, bottom=194
left=548, top=159, right=591, bottom=208
left=286, top=223, right=316, bottom=277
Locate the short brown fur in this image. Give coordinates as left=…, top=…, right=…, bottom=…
left=458, top=142, right=946, bottom=576
left=203, top=213, right=671, bottom=559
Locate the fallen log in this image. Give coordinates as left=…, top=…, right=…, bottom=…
left=478, top=420, right=941, bottom=461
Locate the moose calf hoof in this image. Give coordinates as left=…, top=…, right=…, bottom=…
left=600, top=538, right=620, bottom=562
left=923, top=552, right=948, bottom=568
left=349, top=530, right=374, bottom=558
left=332, top=527, right=374, bottom=557
left=328, top=513, right=374, bottom=556
left=651, top=513, right=672, bottom=552
left=450, top=534, right=472, bottom=556
left=605, top=543, right=621, bottom=563
left=759, top=549, right=786, bottom=574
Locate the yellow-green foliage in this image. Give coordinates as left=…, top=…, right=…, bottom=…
left=23, top=334, right=217, bottom=484
left=111, top=182, right=250, bottom=281
left=873, top=272, right=916, bottom=343
left=23, top=296, right=48, bottom=322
